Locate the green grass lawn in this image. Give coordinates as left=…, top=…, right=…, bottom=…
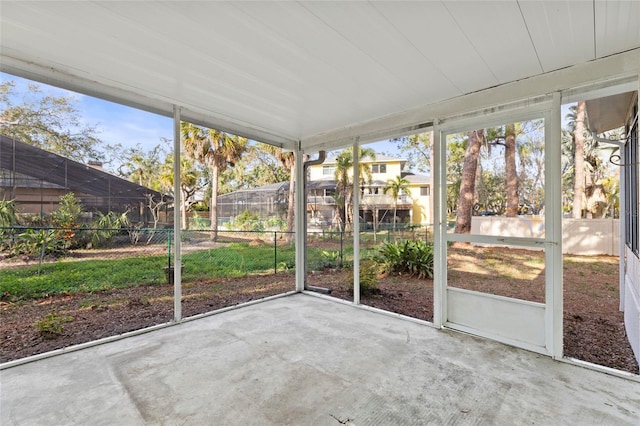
left=0, top=243, right=301, bottom=301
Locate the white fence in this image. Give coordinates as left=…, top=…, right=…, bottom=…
left=471, top=217, right=620, bottom=256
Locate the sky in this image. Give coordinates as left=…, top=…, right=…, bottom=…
left=1, top=72, right=173, bottom=154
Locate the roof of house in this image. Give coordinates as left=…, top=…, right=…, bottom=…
left=402, top=173, right=431, bottom=185
left=0, top=135, right=166, bottom=204
left=318, top=154, right=407, bottom=165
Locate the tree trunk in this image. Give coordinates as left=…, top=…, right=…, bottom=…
left=455, top=129, right=484, bottom=234
left=210, top=164, right=219, bottom=241
left=505, top=124, right=518, bottom=217
left=572, top=101, right=586, bottom=219
left=286, top=164, right=295, bottom=241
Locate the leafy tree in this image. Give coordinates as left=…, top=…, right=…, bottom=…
left=454, top=129, right=484, bottom=234
left=158, top=155, right=202, bottom=230
left=396, top=132, right=435, bottom=225
left=109, top=140, right=170, bottom=191
left=384, top=176, right=411, bottom=231
left=181, top=122, right=248, bottom=240
left=0, top=81, right=103, bottom=163
left=445, top=136, right=467, bottom=217
left=395, top=132, right=433, bottom=174
left=218, top=144, right=289, bottom=193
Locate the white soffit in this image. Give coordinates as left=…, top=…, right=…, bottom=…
left=1, top=1, right=639, bottom=149
left=586, top=92, right=636, bottom=134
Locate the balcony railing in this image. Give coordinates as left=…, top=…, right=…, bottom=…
left=361, top=194, right=411, bottom=206
left=307, top=195, right=336, bottom=205
left=307, top=194, right=411, bottom=207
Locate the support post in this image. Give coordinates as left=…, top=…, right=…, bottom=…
left=353, top=139, right=360, bottom=305
left=173, top=105, right=182, bottom=322
left=294, top=144, right=306, bottom=292
left=546, top=92, right=563, bottom=358
left=432, top=122, right=445, bottom=328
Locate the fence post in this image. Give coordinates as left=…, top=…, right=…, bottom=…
left=167, top=230, right=172, bottom=269
left=274, top=231, right=277, bottom=274
left=340, top=231, right=344, bottom=267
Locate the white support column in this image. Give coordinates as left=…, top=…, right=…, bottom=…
left=545, top=92, right=563, bottom=358
left=432, top=122, right=445, bottom=328
left=619, top=132, right=627, bottom=311
left=173, top=105, right=182, bottom=322
left=352, top=139, right=360, bottom=305
left=295, top=144, right=306, bottom=292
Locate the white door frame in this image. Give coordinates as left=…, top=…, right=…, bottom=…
left=433, top=94, right=563, bottom=358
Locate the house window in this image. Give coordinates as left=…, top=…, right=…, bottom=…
left=624, top=101, right=638, bottom=256
left=420, top=186, right=430, bottom=196
left=322, top=165, right=335, bottom=176
left=371, top=163, right=387, bottom=174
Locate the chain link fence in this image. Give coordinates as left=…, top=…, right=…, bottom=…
left=0, top=225, right=433, bottom=299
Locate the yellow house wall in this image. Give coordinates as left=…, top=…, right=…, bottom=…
left=308, top=160, right=404, bottom=183
left=407, top=185, right=431, bottom=225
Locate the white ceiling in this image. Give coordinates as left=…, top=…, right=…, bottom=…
left=1, top=1, right=639, bottom=148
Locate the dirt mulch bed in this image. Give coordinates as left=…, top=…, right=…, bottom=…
left=1, top=274, right=294, bottom=363
left=1, top=246, right=638, bottom=375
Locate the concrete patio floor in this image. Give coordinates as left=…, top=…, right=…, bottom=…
left=1, top=293, right=639, bottom=425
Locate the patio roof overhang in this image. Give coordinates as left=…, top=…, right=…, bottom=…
left=586, top=92, right=638, bottom=135
left=1, top=1, right=639, bottom=152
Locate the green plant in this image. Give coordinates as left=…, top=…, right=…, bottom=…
left=232, top=210, right=265, bottom=232
left=359, top=259, right=380, bottom=293
left=375, top=239, right=434, bottom=279
left=0, top=199, right=20, bottom=227
left=89, top=211, right=131, bottom=248
left=321, top=250, right=340, bottom=267
left=13, top=229, right=65, bottom=258
left=50, top=193, right=84, bottom=247
left=34, top=311, right=73, bottom=337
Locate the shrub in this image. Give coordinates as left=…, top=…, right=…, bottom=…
left=34, top=311, right=73, bottom=338
left=376, top=239, right=434, bottom=279
left=51, top=193, right=84, bottom=248
left=88, top=211, right=131, bottom=248
left=232, top=210, right=264, bottom=232
left=359, top=259, right=380, bottom=293
left=0, top=199, right=20, bottom=227
left=13, top=229, right=66, bottom=258
left=347, top=259, right=380, bottom=294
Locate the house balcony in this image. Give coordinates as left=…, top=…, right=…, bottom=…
left=307, top=195, right=336, bottom=206
left=307, top=194, right=412, bottom=210
left=360, top=194, right=412, bottom=210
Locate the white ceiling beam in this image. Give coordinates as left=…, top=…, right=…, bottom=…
left=0, top=53, right=298, bottom=149
left=302, top=48, right=640, bottom=152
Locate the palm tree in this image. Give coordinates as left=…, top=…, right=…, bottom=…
left=504, top=123, right=518, bottom=217
left=333, top=147, right=376, bottom=230
left=384, top=175, right=410, bottom=231
left=258, top=143, right=297, bottom=240
left=181, top=122, right=247, bottom=240
left=569, top=101, right=587, bottom=218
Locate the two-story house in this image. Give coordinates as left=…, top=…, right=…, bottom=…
left=307, top=154, right=432, bottom=229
